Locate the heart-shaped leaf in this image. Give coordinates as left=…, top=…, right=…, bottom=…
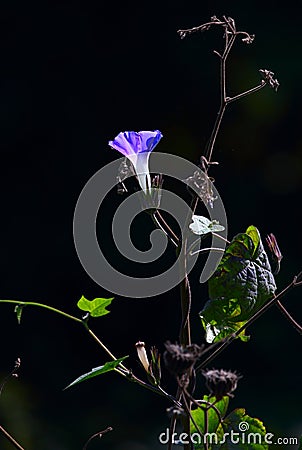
left=190, top=215, right=225, bottom=236
left=211, top=408, right=269, bottom=449
left=200, top=226, right=276, bottom=343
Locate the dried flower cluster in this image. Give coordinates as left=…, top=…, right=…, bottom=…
left=202, top=368, right=241, bottom=400
left=163, top=342, right=203, bottom=376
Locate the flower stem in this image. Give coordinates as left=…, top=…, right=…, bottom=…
left=227, top=82, right=266, bottom=104
left=83, top=427, right=113, bottom=450
left=0, top=425, right=25, bottom=450
left=156, top=211, right=180, bottom=245
left=205, top=29, right=236, bottom=164
left=0, top=299, right=181, bottom=406
left=81, top=322, right=128, bottom=371
left=0, top=300, right=82, bottom=324
left=177, top=195, right=199, bottom=450
left=152, top=212, right=179, bottom=247
left=276, top=300, right=302, bottom=334
left=189, top=247, right=224, bottom=257
left=127, top=372, right=181, bottom=407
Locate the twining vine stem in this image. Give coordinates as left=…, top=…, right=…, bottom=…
left=0, top=300, right=181, bottom=409
left=166, top=16, right=280, bottom=450
left=0, top=15, right=286, bottom=450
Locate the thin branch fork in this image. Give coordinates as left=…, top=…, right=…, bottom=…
left=173, top=17, right=277, bottom=449
left=178, top=16, right=278, bottom=168
left=83, top=427, right=113, bottom=450
left=177, top=15, right=253, bottom=41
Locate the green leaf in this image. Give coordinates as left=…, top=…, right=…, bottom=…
left=77, top=296, right=114, bottom=317
left=190, top=395, right=229, bottom=449
left=200, top=226, right=276, bottom=343
left=211, top=408, right=269, bottom=449
left=64, top=356, right=128, bottom=390
left=190, top=215, right=225, bottom=236
left=14, top=305, right=24, bottom=324
left=246, top=225, right=260, bottom=257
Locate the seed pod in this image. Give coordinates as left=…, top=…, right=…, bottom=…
left=202, top=368, right=242, bottom=400
left=163, top=342, right=203, bottom=376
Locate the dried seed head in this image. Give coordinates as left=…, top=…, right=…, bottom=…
left=202, top=368, right=242, bottom=400
left=163, top=342, right=203, bottom=376
left=184, top=170, right=217, bottom=208
left=241, top=34, right=255, bottom=44
left=259, top=69, right=280, bottom=92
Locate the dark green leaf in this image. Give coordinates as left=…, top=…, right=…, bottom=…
left=200, top=226, right=276, bottom=342
left=14, top=305, right=24, bottom=324
left=190, top=395, right=229, bottom=449
left=211, top=408, right=268, bottom=449
left=77, top=295, right=114, bottom=317
left=64, top=356, right=128, bottom=390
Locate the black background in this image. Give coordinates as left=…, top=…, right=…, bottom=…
left=0, top=1, right=301, bottom=449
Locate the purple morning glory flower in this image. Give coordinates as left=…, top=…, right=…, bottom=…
left=109, top=130, right=163, bottom=193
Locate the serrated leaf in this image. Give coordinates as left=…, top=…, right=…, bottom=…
left=200, top=226, right=276, bottom=343
left=211, top=408, right=269, bottom=449
left=190, top=395, right=229, bottom=449
left=190, top=215, right=225, bottom=236
left=14, top=305, right=24, bottom=324
left=77, top=296, right=114, bottom=317
left=64, top=356, right=128, bottom=390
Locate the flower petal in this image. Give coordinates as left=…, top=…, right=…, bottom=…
left=138, top=130, right=163, bottom=153
left=109, top=130, right=163, bottom=193
left=109, top=131, right=139, bottom=157
left=109, top=130, right=163, bottom=157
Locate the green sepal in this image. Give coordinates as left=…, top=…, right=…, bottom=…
left=14, top=304, right=24, bottom=324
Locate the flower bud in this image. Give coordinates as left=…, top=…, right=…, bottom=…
left=266, top=233, right=282, bottom=274
left=135, top=341, right=150, bottom=373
